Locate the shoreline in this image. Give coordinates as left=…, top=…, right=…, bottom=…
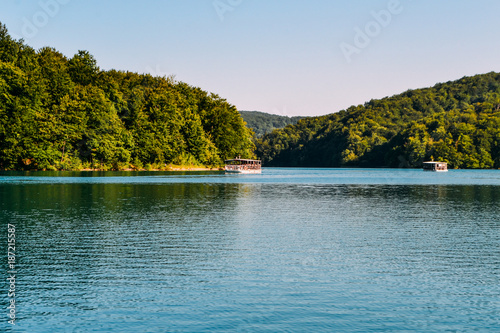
left=81, top=166, right=223, bottom=172
left=2, top=166, right=224, bottom=172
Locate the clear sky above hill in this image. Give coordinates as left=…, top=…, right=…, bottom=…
left=2, top=0, right=500, bottom=116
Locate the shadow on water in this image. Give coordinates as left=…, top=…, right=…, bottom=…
left=0, top=170, right=224, bottom=178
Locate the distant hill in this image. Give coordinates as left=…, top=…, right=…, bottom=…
left=240, top=111, right=306, bottom=137
left=255, top=72, right=500, bottom=169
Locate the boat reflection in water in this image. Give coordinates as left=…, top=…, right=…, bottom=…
left=224, top=158, right=262, bottom=174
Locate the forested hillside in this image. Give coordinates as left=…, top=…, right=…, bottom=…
left=256, top=73, right=500, bottom=169
left=239, top=111, right=305, bottom=137
left=0, top=23, right=254, bottom=170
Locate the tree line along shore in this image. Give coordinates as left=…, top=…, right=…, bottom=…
left=254, top=73, right=500, bottom=169
left=0, top=23, right=254, bottom=171
left=1, top=22, right=500, bottom=171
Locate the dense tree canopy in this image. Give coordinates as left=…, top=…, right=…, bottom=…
left=0, top=23, right=254, bottom=170
left=256, top=73, right=500, bottom=169
left=239, top=111, right=305, bottom=137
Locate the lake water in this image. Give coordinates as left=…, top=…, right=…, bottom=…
left=1, top=168, right=499, bottom=332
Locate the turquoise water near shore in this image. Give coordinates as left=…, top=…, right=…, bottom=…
left=1, top=169, right=499, bottom=332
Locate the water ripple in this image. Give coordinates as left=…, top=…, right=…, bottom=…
left=0, top=170, right=498, bottom=332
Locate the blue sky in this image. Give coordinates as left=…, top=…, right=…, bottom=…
left=1, top=0, right=500, bottom=116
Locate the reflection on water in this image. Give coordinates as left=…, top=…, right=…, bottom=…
left=0, top=169, right=499, bottom=332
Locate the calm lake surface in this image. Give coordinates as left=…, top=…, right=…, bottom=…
left=1, top=168, right=499, bottom=332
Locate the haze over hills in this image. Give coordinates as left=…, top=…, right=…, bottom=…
left=239, top=111, right=306, bottom=137
left=255, top=72, right=500, bottom=169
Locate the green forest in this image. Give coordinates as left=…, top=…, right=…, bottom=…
left=2, top=19, right=499, bottom=171
left=239, top=111, right=305, bottom=137
left=256, top=72, right=500, bottom=169
left=0, top=23, right=254, bottom=171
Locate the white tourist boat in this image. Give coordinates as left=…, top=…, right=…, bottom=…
left=423, top=161, right=448, bottom=172
left=224, top=158, right=262, bottom=174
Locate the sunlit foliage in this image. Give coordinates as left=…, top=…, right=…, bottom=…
left=0, top=23, right=254, bottom=170
left=256, top=73, right=500, bottom=169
